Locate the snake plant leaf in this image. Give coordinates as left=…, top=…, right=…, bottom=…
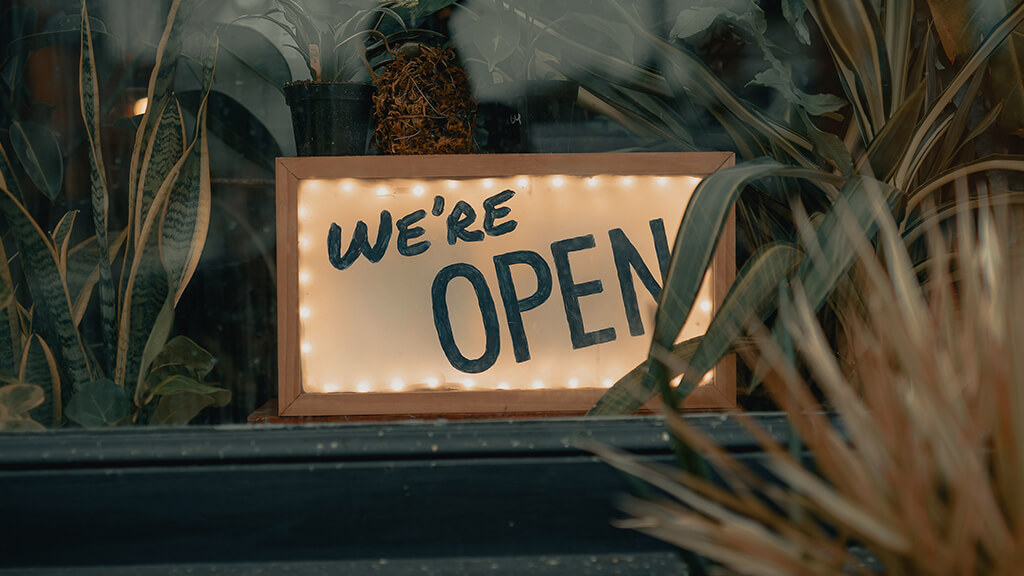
left=804, top=0, right=891, bottom=141
left=0, top=181, right=91, bottom=389
left=18, top=334, right=62, bottom=426
left=65, top=378, right=129, bottom=427
left=128, top=0, right=197, bottom=235
left=161, top=37, right=215, bottom=307
left=51, top=210, right=77, bottom=279
left=0, top=237, right=20, bottom=376
left=863, top=79, right=926, bottom=181
left=80, top=1, right=117, bottom=377
left=592, top=242, right=803, bottom=414
left=133, top=296, right=174, bottom=404
left=216, top=23, right=290, bottom=94
left=135, top=97, right=185, bottom=247
left=10, top=121, right=63, bottom=201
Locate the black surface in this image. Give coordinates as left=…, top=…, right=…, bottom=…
left=0, top=414, right=791, bottom=572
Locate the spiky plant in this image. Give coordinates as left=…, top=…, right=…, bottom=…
left=591, top=189, right=1024, bottom=575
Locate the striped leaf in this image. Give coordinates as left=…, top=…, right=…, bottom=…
left=10, top=121, right=64, bottom=201
left=136, top=97, right=185, bottom=245
left=161, top=37, right=216, bottom=305
left=128, top=0, right=196, bottom=233
left=0, top=236, right=18, bottom=376
left=51, top=210, right=77, bottom=280
left=19, top=334, right=62, bottom=426
left=80, top=1, right=116, bottom=376
left=591, top=242, right=803, bottom=415
left=0, top=181, right=91, bottom=391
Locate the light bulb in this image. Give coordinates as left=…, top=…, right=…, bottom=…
left=412, top=184, right=426, bottom=196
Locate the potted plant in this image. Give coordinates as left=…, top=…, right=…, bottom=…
left=450, top=0, right=578, bottom=153
left=249, top=0, right=441, bottom=156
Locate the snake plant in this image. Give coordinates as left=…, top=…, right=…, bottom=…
left=0, top=0, right=229, bottom=427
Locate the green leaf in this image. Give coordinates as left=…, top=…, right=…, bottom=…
left=671, top=1, right=765, bottom=39
left=147, top=375, right=225, bottom=400
left=467, top=11, right=521, bottom=73
left=178, top=90, right=282, bottom=173
left=0, top=382, right=45, bottom=415
left=65, top=379, right=129, bottom=427
left=415, top=0, right=459, bottom=20
left=10, top=122, right=64, bottom=201
left=591, top=243, right=803, bottom=414
left=136, top=96, right=186, bottom=246
left=216, top=23, right=291, bottom=92
left=80, top=1, right=117, bottom=377
left=150, top=385, right=229, bottom=426
left=0, top=236, right=20, bottom=376
left=18, top=335, right=62, bottom=426
left=781, top=0, right=811, bottom=45
left=149, top=335, right=215, bottom=379
left=0, top=170, right=92, bottom=389
left=749, top=66, right=846, bottom=116
left=161, top=37, right=215, bottom=307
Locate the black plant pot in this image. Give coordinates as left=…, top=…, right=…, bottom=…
left=476, top=80, right=578, bottom=153
left=284, top=81, right=374, bottom=156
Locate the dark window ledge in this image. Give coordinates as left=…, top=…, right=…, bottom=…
left=0, top=414, right=791, bottom=573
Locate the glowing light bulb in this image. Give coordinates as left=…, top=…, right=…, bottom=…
left=463, top=379, right=475, bottom=389
left=389, top=379, right=405, bottom=392
left=497, top=382, right=510, bottom=390
left=299, top=307, right=311, bottom=319
left=702, top=371, right=713, bottom=384
left=133, top=97, right=148, bottom=116
left=342, top=181, right=354, bottom=193
left=586, top=177, right=599, bottom=188
left=447, top=180, right=459, bottom=190
left=621, top=176, right=634, bottom=187
left=298, top=235, right=311, bottom=250
left=301, top=342, right=313, bottom=355
left=601, top=379, right=614, bottom=388
left=375, top=185, right=389, bottom=196
left=412, top=184, right=425, bottom=197
left=567, top=378, right=580, bottom=389
left=356, top=381, right=372, bottom=393
left=551, top=176, right=565, bottom=188
left=516, top=177, right=529, bottom=188
left=299, top=271, right=312, bottom=285
left=481, top=179, right=494, bottom=189
left=699, top=299, right=712, bottom=313
left=530, top=380, right=545, bottom=389
left=424, top=377, right=440, bottom=389
left=322, top=382, right=341, bottom=393
left=656, top=177, right=669, bottom=187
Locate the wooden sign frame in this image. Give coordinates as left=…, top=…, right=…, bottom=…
left=277, top=153, right=735, bottom=417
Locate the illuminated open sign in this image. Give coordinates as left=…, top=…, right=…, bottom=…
left=276, top=153, right=734, bottom=416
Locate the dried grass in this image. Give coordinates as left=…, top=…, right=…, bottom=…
left=595, top=191, right=1024, bottom=575
left=372, top=45, right=476, bottom=155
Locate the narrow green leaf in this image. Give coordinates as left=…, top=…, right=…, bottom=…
left=177, top=90, right=282, bottom=173
left=80, top=1, right=117, bottom=377
left=51, top=210, right=77, bottom=280
left=135, top=97, right=185, bottom=246
left=161, top=36, right=216, bottom=306
left=863, top=79, right=926, bottom=180
left=805, top=0, right=891, bottom=139
left=0, top=180, right=91, bottom=389
left=0, top=144, right=25, bottom=203
left=0, top=236, right=21, bottom=376
left=10, top=121, right=63, bottom=201
left=592, top=243, right=802, bottom=414
left=18, top=335, right=62, bottom=426
left=133, top=296, right=174, bottom=404
left=65, top=378, right=129, bottom=427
